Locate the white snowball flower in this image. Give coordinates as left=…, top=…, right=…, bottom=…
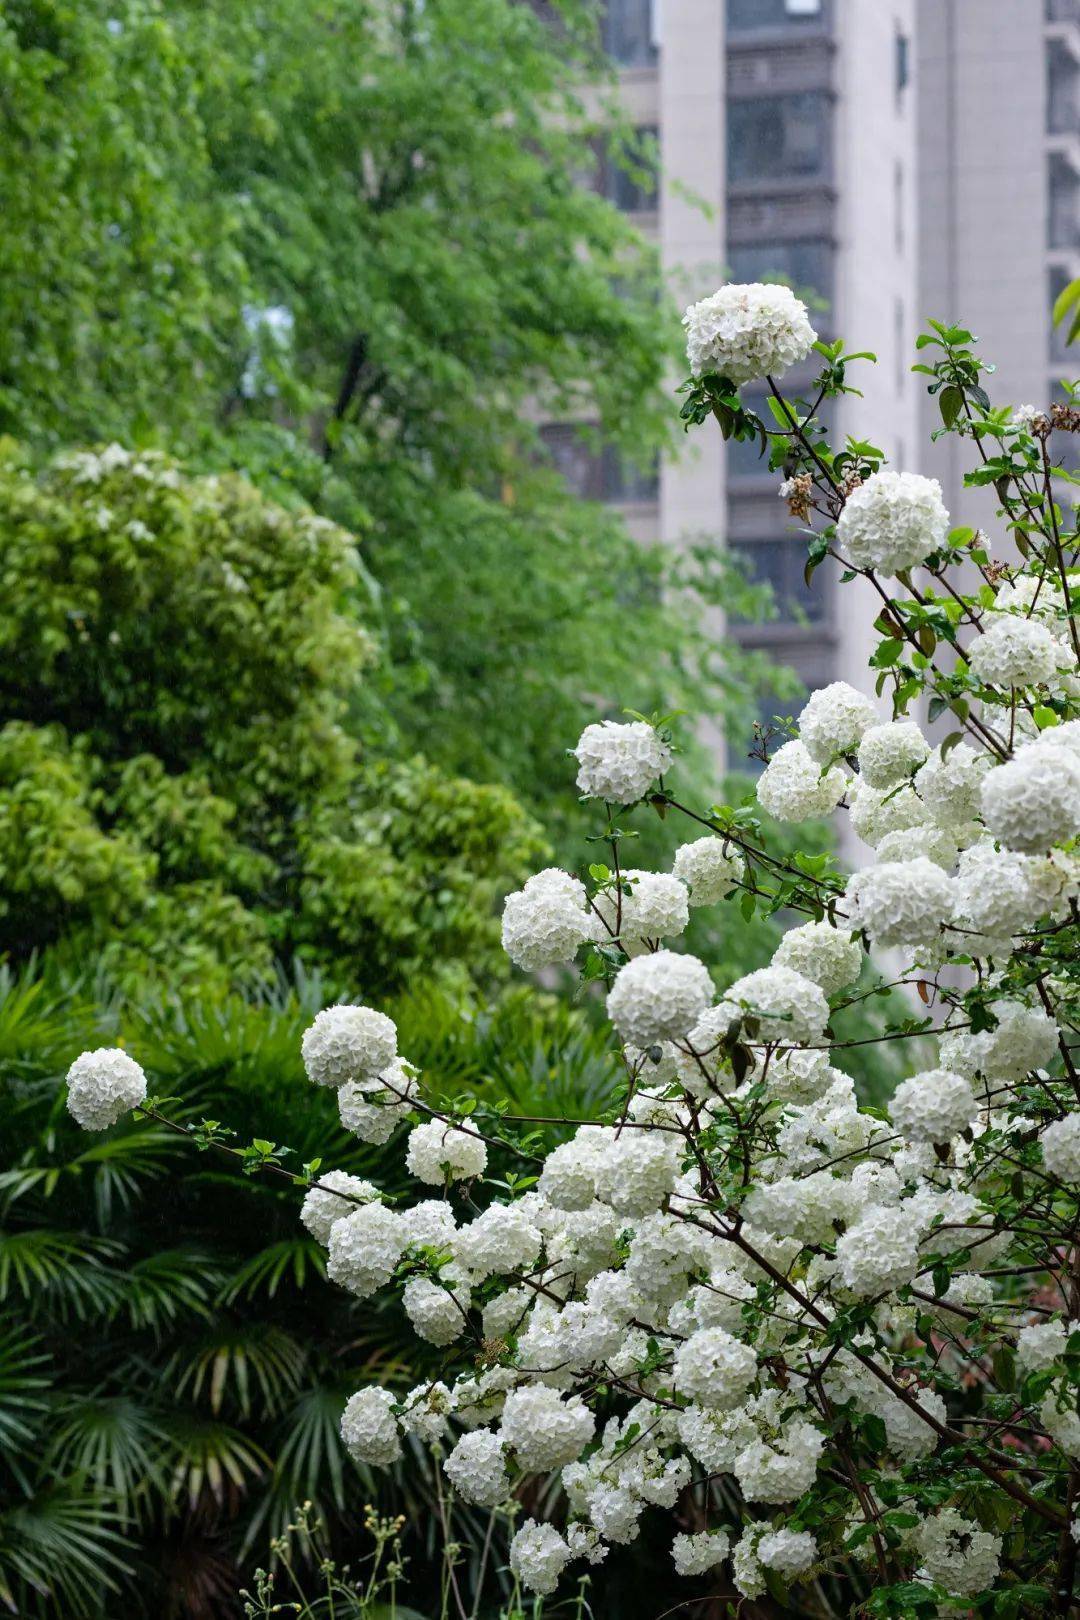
left=845, top=858, right=952, bottom=948
left=301, top=1005, right=397, bottom=1089
left=65, top=1048, right=146, bottom=1130
left=914, top=741, right=987, bottom=828
left=757, top=1527, right=817, bottom=1577
left=719, top=965, right=830, bottom=1044
left=798, top=682, right=878, bottom=765
left=326, top=1203, right=407, bottom=1299
left=337, top=1058, right=417, bottom=1145
left=402, top=1276, right=469, bottom=1345
left=399, top=1381, right=454, bottom=1444
left=606, top=949, right=714, bottom=1046
left=671, top=1529, right=730, bottom=1577
left=406, top=1120, right=487, bottom=1185
left=593, top=869, right=689, bottom=948
left=683, top=282, right=816, bottom=383
left=888, top=1068, right=976, bottom=1144
left=509, top=1520, right=572, bottom=1596
left=879, top=1389, right=946, bottom=1461
left=951, top=845, right=1050, bottom=944
left=849, top=780, right=928, bottom=848
left=1041, top=1380, right=1080, bottom=1457
left=1017, top=1319, right=1070, bottom=1372
left=1042, top=1113, right=1080, bottom=1181
left=672, top=835, right=743, bottom=905
left=772, top=920, right=863, bottom=996
left=939, top=998, right=1059, bottom=1083
left=757, top=739, right=846, bottom=822
left=573, top=720, right=671, bottom=803
left=454, top=1203, right=542, bottom=1279
left=592, top=1129, right=682, bottom=1218
left=673, top=1327, right=758, bottom=1411
left=836, top=1205, right=919, bottom=1295
left=734, top=1420, right=824, bottom=1503
left=502, top=869, right=598, bottom=971
left=980, top=740, right=1080, bottom=853
left=341, top=1387, right=401, bottom=1468
left=857, top=720, right=930, bottom=788
left=537, top=1138, right=600, bottom=1211
left=967, top=616, right=1065, bottom=688
left=875, top=824, right=958, bottom=871
left=300, top=1171, right=380, bottom=1246
left=915, top=1509, right=1001, bottom=1597
left=400, top=1199, right=458, bottom=1249
left=836, top=470, right=949, bottom=574
left=444, top=1429, right=510, bottom=1507
left=500, top=1385, right=595, bottom=1471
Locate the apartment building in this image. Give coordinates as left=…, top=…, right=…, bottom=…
left=550, top=0, right=1078, bottom=766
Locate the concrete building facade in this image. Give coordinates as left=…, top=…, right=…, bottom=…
left=562, top=0, right=1078, bottom=765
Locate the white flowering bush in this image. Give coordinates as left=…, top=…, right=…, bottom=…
left=65, top=296, right=1080, bottom=1618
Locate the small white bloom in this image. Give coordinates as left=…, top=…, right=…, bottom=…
left=606, top=949, right=714, bottom=1046
left=65, top=1048, right=146, bottom=1130
left=671, top=1529, right=730, bottom=1577
left=444, top=1429, right=510, bottom=1506
left=300, top=1171, right=379, bottom=1246
left=980, top=740, right=1080, bottom=853
left=406, top=1121, right=488, bottom=1185
left=509, top=1520, right=572, bottom=1596
left=341, top=1386, right=401, bottom=1468
left=301, top=1005, right=397, bottom=1089
left=1042, top=1113, right=1080, bottom=1181
left=674, top=1327, right=758, bottom=1411
left=500, top=1385, right=596, bottom=1471
left=502, top=869, right=598, bottom=971
left=672, top=835, right=743, bottom=905
left=719, top=964, right=830, bottom=1044
left=845, top=857, right=952, bottom=949
left=836, top=470, right=949, bottom=575
left=969, top=616, right=1067, bottom=688
left=772, top=920, right=863, bottom=996
left=683, top=282, right=816, bottom=383
left=888, top=1068, right=976, bottom=1144
left=573, top=720, right=671, bottom=803
left=757, top=739, right=846, bottom=822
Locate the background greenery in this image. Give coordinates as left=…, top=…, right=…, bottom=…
left=0, top=0, right=831, bottom=1614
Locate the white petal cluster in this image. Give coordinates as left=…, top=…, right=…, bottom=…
left=1042, top=1113, right=1080, bottom=1181
left=845, top=858, right=952, bottom=948
left=403, top=1276, right=470, bottom=1345
left=327, top=1204, right=407, bottom=1299
left=674, top=1328, right=757, bottom=1411
left=980, top=739, right=1080, bottom=852
left=849, top=780, right=928, bottom=848
left=798, top=682, right=878, bottom=765
left=836, top=470, right=949, bottom=574
left=500, top=1385, right=596, bottom=1471
left=341, top=1387, right=401, bottom=1468
left=301, top=1005, right=397, bottom=1089
left=509, top=1520, right=573, bottom=1596
left=593, top=869, right=689, bottom=949
left=857, top=720, right=930, bottom=788
left=300, top=1171, right=379, bottom=1245
left=757, top=1527, right=817, bottom=1577
left=606, top=950, right=714, bottom=1045
left=337, top=1058, right=417, bottom=1144
left=444, top=1429, right=510, bottom=1506
left=915, top=1509, right=1001, bottom=1596
left=940, top=998, right=1059, bottom=1083
left=406, top=1121, right=488, bottom=1185
left=772, top=921, right=862, bottom=996
left=914, top=741, right=987, bottom=827
left=454, top=1202, right=542, bottom=1278
left=671, top=1530, right=730, bottom=1576
left=671, top=836, right=742, bottom=905
left=65, top=1048, right=147, bottom=1130
left=683, top=282, right=816, bottom=384
left=502, top=869, right=598, bottom=971
left=719, top=965, right=830, bottom=1044
left=1017, top=1319, right=1071, bottom=1372
left=836, top=1205, right=919, bottom=1295
left=967, top=616, right=1065, bottom=688
left=888, top=1068, right=976, bottom=1144
left=757, top=740, right=846, bottom=822
left=573, top=720, right=671, bottom=803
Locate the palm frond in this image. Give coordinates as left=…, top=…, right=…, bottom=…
left=47, top=1395, right=169, bottom=1517
left=121, top=1249, right=220, bottom=1333
left=0, top=1230, right=125, bottom=1322
left=219, top=1237, right=326, bottom=1304
left=170, top=1322, right=307, bottom=1418
left=162, top=1415, right=269, bottom=1511
left=0, top=1484, right=130, bottom=1617
left=0, top=1322, right=51, bottom=1458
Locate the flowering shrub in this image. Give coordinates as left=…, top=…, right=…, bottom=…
left=68, top=294, right=1080, bottom=1616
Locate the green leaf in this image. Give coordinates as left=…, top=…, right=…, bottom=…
left=939, top=384, right=963, bottom=428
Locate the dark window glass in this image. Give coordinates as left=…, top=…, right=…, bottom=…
left=895, top=31, right=910, bottom=96
left=1048, top=40, right=1079, bottom=134
left=727, top=238, right=832, bottom=304
left=601, top=444, right=659, bottom=502
left=1049, top=155, right=1079, bottom=249
left=600, top=0, right=657, bottom=66
left=601, top=127, right=659, bottom=213
left=727, top=93, right=830, bottom=183
left=540, top=424, right=598, bottom=498
left=727, top=0, right=827, bottom=33
left=732, top=536, right=828, bottom=624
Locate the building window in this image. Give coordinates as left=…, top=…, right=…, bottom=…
left=893, top=161, right=904, bottom=255
left=727, top=93, right=831, bottom=184
left=600, top=0, right=658, bottom=66
left=727, top=0, right=826, bottom=32
left=601, top=445, right=660, bottom=502
left=1049, top=154, right=1080, bottom=249
left=894, top=297, right=905, bottom=394
left=894, top=30, right=910, bottom=98
left=540, top=424, right=658, bottom=503
left=731, top=537, right=829, bottom=625
left=727, top=238, right=833, bottom=306
left=600, top=127, right=659, bottom=214
left=1048, top=38, right=1080, bottom=134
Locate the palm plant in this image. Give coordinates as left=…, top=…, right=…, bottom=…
left=0, top=964, right=622, bottom=1618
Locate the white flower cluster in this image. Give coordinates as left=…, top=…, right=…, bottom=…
left=502, top=869, right=599, bottom=971
left=572, top=720, right=671, bottom=804
left=683, top=282, right=817, bottom=385
left=65, top=1048, right=147, bottom=1130
left=836, top=469, right=949, bottom=575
